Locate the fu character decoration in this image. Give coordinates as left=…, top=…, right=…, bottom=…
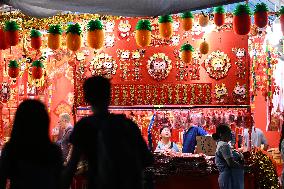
left=181, top=12, right=194, bottom=31
left=48, top=25, right=62, bottom=51
left=4, top=21, right=20, bottom=47
left=66, top=23, right=82, bottom=52
left=214, top=6, right=225, bottom=27
left=30, top=29, right=42, bottom=51
left=87, top=20, right=105, bottom=49
left=233, top=4, right=251, bottom=35
left=159, top=15, right=173, bottom=39
left=8, top=60, right=19, bottom=78
left=31, top=60, right=44, bottom=79
left=135, top=19, right=152, bottom=47
left=0, top=27, right=9, bottom=50
left=254, top=3, right=268, bottom=28
left=181, top=43, right=194, bottom=63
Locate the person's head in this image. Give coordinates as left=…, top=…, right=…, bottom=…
left=190, top=114, right=201, bottom=126
left=212, top=124, right=232, bottom=142
left=83, top=76, right=111, bottom=112
left=58, top=113, right=71, bottom=129
left=10, top=99, right=50, bottom=145
left=160, top=126, right=172, bottom=139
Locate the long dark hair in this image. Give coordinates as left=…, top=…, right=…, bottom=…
left=9, top=99, right=51, bottom=147
left=279, top=123, right=284, bottom=151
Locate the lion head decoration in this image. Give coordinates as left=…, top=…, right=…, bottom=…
left=147, top=53, right=172, bottom=81
left=232, top=82, right=247, bottom=103
left=204, top=50, right=231, bottom=80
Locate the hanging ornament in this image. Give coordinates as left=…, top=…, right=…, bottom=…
left=159, top=15, right=173, bottom=39
left=147, top=53, right=172, bottom=81
left=30, top=29, right=42, bottom=50
left=66, top=23, right=82, bottom=52
left=48, top=25, right=62, bottom=50
left=181, top=12, right=194, bottom=31
left=214, top=6, right=225, bottom=27
left=200, top=39, right=209, bottom=55
left=4, top=21, right=20, bottom=46
left=254, top=3, right=268, bottom=28
left=31, top=60, right=44, bottom=79
left=279, top=6, right=284, bottom=35
left=8, top=60, right=19, bottom=78
left=180, top=43, right=194, bottom=63
left=135, top=19, right=152, bottom=47
left=233, top=4, right=251, bottom=35
left=87, top=19, right=105, bottom=49
left=0, top=27, right=9, bottom=50
left=199, top=13, right=209, bottom=27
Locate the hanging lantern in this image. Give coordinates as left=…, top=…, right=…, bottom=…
left=279, top=6, right=284, bottom=35
left=66, top=23, right=82, bottom=52
left=214, top=6, right=225, bottom=27
left=135, top=19, right=152, bottom=47
left=30, top=29, right=42, bottom=50
left=4, top=21, right=20, bottom=46
left=48, top=25, right=62, bottom=50
left=254, top=3, right=268, bottom=28
left=159, top=15, right=173, bottom=39
left=0, top=27, right=9, bottom=50
left=180, top=43, right=194, bottom=63
left=8, top=60, right=19, bottom=78
left=199, top=13, right=209, bottom=27
left=200, top=39, right=209, bottom=54
left=87, top=19, right=105, bottom=49
left=233, top=4, right=251, bottom=35
left=31, top=60, right=44, bottom=79
left=181, top=12, right=194, bottom=31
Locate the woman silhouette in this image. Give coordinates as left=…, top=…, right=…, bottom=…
left=0, top=99, right=63, bottom=189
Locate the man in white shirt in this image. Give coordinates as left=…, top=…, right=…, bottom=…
left=244, top=126, right=268, bottom=151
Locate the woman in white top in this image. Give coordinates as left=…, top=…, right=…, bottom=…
left=155, top=126, right=180, bottom=153
left=213, top=124, right=244, bottom=189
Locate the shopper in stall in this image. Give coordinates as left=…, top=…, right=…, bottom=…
left=63, top=76, right=153, bottom=189
left=182, top=114, right=207, bottom=153
left=213, top=124, right=244, bottom=189
left=155, top=126, right=180, bottom=153
left=243, top=115, right=268, bottom=151
left=56, top=113, right=73, bottom=162
left=0, top=99, right=63, bottom=189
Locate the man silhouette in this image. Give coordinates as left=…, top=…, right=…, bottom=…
left=63, top=76, right=153, bottom=189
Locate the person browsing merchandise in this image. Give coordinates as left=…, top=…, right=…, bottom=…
left=155, top=126, right=180, bottom=153
left=182, top=114, right=207, bottom=153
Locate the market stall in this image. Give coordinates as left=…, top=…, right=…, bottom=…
left=0, top=2, right=282, bottom=188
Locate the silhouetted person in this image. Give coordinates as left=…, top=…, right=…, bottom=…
left=63, top=76, right=153, bottom=189
left=0, top=100, right=63, bottom=189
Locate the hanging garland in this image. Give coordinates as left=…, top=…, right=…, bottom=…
left=214, top=6, right=225, bottom=27
left=4, top=21, right=20, bottom=47
left=8, top=60, right=19, bottom=78
left=135, top=19, right=152, bottom=47
left=87, top=19, right=105, bottom=49
left=158, top=15, right=173, bottom=39
left=233, top=4, right=251, bottom=35
left=254, top=3, right=268, bottom=28
left=181, top=11, right=194, bottom=31
left=204, top=50, right=231, bottom=80
left=66, top=23, right=82, bottom=52
left=30, top=29, right=42, bottom=50
left=147, top=53, right=172, bottom=81
left=48, top=25, right=62, bottom=50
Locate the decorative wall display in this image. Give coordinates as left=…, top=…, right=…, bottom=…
left=117, top=20, right=132, bottom=41
left=232, top=82, right=247, bottom=104
left=232, top=47, right=247, bottom=79
left=214, top=83, right=228, bottom=104
left=89, top=53, right=118, bottom=79
left=147, top=53, right=172, bottom=81
left=204, top=50, right=231, bottom=80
